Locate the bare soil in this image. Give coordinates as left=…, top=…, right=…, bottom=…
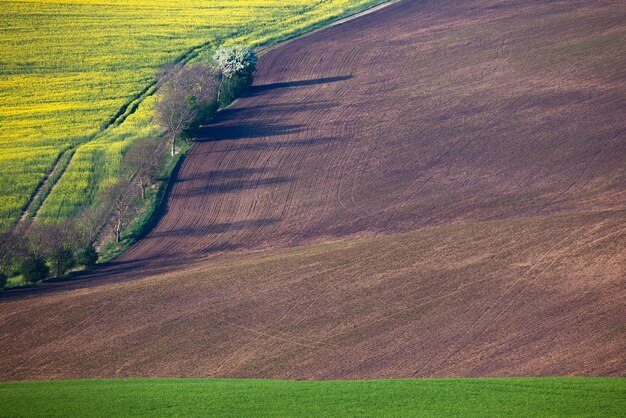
left=1, top=0, right=625, bottom=380
left=1, top=210, right=624, bottom=380
left=113, top=0, right=625, bottom=279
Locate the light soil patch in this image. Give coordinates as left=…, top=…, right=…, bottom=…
left=1, top=210, right=624, bottom=380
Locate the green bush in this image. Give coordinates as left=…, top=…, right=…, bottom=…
left=77, top=244, right=98, bottom=268
left=50, top=247, right=75, bottom=278
left=20, top=255, right=49, bottom=284
left=218, top=74, right=253, bottom=108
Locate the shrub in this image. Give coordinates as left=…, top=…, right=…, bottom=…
left=77, top=244, right=98, bottom=268
left=0, top=230, right=25, bottom=280
left=218, top=74, right=254, bottom=108
left=213, top=45, right=257, bottom=106
left=50, top=246, right=75, bottom=278
left=20, top=255, right=49, bottom=284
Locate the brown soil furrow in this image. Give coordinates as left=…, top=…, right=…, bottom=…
left=535, top=128, right=626, bottom=214
left=427, top=223, right=598, bottom=375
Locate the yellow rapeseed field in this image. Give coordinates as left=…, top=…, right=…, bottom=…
left=0, top=0, right=385, bottom=228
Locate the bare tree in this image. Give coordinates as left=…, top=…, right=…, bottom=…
left=0, top=231, right=22, bottom=274
left=154, top=62, right=219, bottom=156
left=123, top=137, right=165, bottom=199
left=0, top=230, right=26, bottom=287
left=28, top=221, right=79, bottom=278
left=103, top=181, right=139, bottom=243
left=76, top=204, right=109, bottom=246
left=2, top=220, right=100, bottom=286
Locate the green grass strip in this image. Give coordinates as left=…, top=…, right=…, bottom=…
left=0, top=377, right=624, bottom=417
left=98, top=141, right=192, bottom=263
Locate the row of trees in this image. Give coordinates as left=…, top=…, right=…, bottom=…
left=72, top=46, right=259, bottom=247
left=0, top=222, right=98, bottom=287
left=0, top=135, right=165, bottom=289
left=105, top=46, right=259, bottom=243
left=155, top=45, right=258, bottom=156
left=0, top=46, right=258, bottom=290
left=109, top=136, right=166, bottom=243
left=0, top=145, right=152, bottom=289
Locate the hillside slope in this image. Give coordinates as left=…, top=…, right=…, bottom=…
left=1, top=210, right=624, bottom=380
left=105, top=0, right=625, bottom=279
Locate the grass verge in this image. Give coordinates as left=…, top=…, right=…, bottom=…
left=94, top=1, right=394, bottom=263
left=0, top=377, right=624, bottom=417
left=98, top=141, right=192, bottom=263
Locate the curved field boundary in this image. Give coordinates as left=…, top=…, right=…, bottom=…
left=15, top=1, right=392, bottom=228
left=255, top=0, right=403, bottom=56
left=94, top=0, right=626, bottom=280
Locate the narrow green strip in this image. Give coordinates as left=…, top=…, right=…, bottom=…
left=0, top=377, right=624, bottom=417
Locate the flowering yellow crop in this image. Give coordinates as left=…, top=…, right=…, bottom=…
left=0, top=0, right=385, bottom=228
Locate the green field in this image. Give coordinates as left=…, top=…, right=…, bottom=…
left=0, top=378, right=624, bottom=417
left=0, top=0, right=386, bottom=229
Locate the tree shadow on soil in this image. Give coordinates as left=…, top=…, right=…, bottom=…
left=196, top=122, right=306, bottom=141
left=247, top=75, right=352, bottom=96
left=149, top=218, right=280, bottom=238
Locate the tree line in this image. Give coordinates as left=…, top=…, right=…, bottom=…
left=0, top=222, right=98, bottom=287
left=155, top=45, right=258, bottom=156
left=0, top=46, right=258, bottom=290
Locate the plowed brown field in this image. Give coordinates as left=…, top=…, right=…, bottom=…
left=1, top=210, right=625, bottom=380
left=105, top=0, right=625, bottom=281
left=1, top=0, right=625, bottom=380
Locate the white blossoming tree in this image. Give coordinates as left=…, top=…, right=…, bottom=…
left=213, top=45, right=258, bottom=103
